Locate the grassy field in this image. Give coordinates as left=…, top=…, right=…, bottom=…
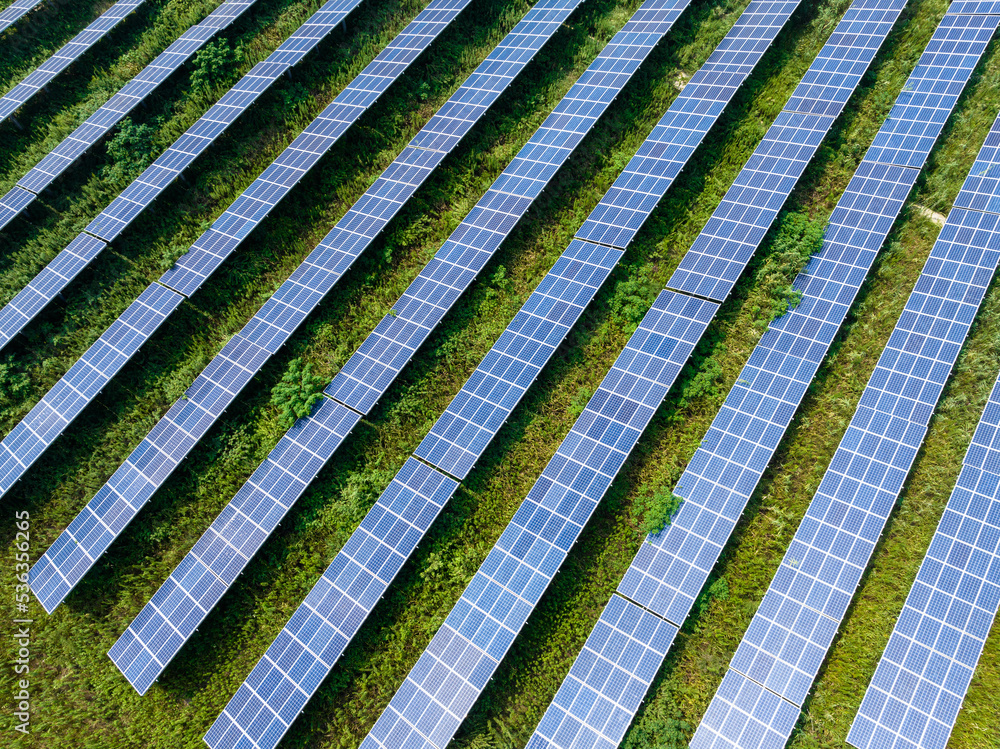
left=1, top=0, right=999, bottom=747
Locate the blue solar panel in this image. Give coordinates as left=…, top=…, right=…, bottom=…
left=108, top=397, right=360, bottom=695
left=0, top=0, right=44, bottom=34
left=0, top=185, right=35, bottom=232
left=204, top=458, right=457, bottom=749
left=689, top=94, right=1000, bottom=749
left=23, top=0, right=581, bottom=635
left=0, top=233, right=107, bottom=346
left=360, top=292, right=717, bottom=749
left=689, top=670, right=800, bottom=749
left=966, top=372, right=1000, bottom=474
left=848, top=457, right=1000, bottom=749
left=526, top=594, right=678, bottom=749
left=0, top=0, right=148, bottom=123
left=0, top=0, right=262, bottom=234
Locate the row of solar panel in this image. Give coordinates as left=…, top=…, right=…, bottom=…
left=0, top=0, right=148, bottom=123
left=0, top=0, right=262, bottom=233
left=849, top=373, right=1000, bottom=749
left=526, top=5, right=1000, bottom=749
left=23, top=0, right=491, bottom=616
left=0, top=0, right=374, bottom=350
left=0, top=0, right=44, bottom=34
left=100, top=0, right=591, bottom=698
left=106, top=0, right=697, bottom=732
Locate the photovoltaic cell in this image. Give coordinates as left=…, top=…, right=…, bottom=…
left=689, top=86, right=1000, bottom=749
left=848, top=455, right=1000, bottom=749
left=0, top=0, right=44, bottom=34
left=0, top=0, right=148, bottom=124
left=0, top=0, right=262, bottom=233
left=361, top=292, right=717, bottom=749
left=204, top=458, right=458, bottom=749
left=525, top=595, right=678, bottom=749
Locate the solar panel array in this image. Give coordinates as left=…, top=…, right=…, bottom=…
left=364, top=292, right=717, bottom=749
left=526, top=4, right=1000, bottom=749
left=848, top=374, right=1000, bottom=749
left=205, top=2, right=816, bottom=745
left=24, top=0, right=485, bottom=614
left=0, top=0, right=262, bottom=234
left=28, top=0, right=686, bottom=623
left=326, top=0, right=800, bottom=416
left=103, top=0, right=587, bottom=696
left=691, top=85, right=1000, bottom=749
left=0, top=0, right=44, bottom=34
left=0, top=0, right=148, bottom=124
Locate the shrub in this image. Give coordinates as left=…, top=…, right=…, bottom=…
left=271, top=358, right=326, bottom=428
left=751, top=211, right=826, bottom=327
left=636, top=485, right=684, bottom=538
left=102, top=118, right=160, bottom=184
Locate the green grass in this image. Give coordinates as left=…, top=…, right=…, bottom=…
left=1, top=0, right=1000, bottom=747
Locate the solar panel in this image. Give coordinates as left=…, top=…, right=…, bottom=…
left=688, top=97, right=1000, bottom=749
left=204, top=457, right=458, bottom=749
left=526, top=594, right=678, bottom=749
left=25, top=1, right=584, bottom=636
left=965, top=371, right=1000, bottom=474
left=690, top=670, right=800, bottom=749
left=0, top=0, right=148, bottom=124
left=848, top=456, right=1000, bottom=749
left=0, top=0, right=44, bottom=34
left=0, top=0, right=262, bottom=234
left=361, top=292, right=717, bottom=749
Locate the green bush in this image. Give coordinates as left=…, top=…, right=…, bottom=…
left=270, top=358, right=327, bottom=428
left=189, top=39, right=245, bottom=96
left=636, top=485, right=684, bottom=538
left=750, top=210, right=826, bottom=327
left=102, top=117, right=160, bottom=185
